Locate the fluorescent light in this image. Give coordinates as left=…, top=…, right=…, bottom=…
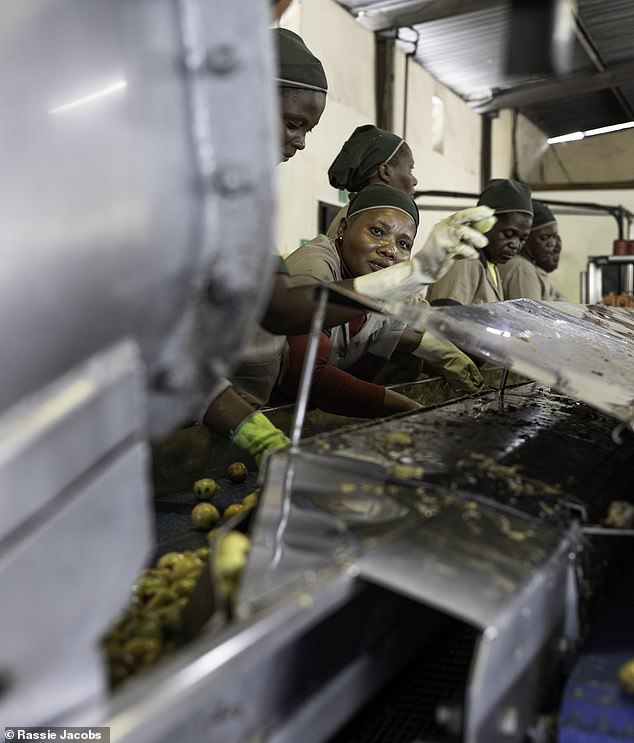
left=49, top=80, right=127, bottom=114
left=547, top=120, right=634, bottom=145
left=547, top=131, right=584, bottom=144
left=584, top=120, right=634, bottom=137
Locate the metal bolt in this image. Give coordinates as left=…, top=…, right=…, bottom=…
left=206, top=44, right=240, bottom=74
left=215, top=165, right=253, bottom=196
left=183, top=49, right=206, bottom=73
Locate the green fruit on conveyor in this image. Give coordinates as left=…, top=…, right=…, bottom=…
left=192, top=503, right=220, bottom=530
left=193, top=477, right=219, bottom=500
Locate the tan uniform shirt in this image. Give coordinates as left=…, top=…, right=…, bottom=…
left=229, top=256, right=288, bottom=405
left=426, top=255, right=504, bottom=305
left=285, top=234, right=406, bottom=367
left=499, top=254, right=567, bottom=302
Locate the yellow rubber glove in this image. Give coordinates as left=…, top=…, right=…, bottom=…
left=413, top=332, right=484, bottom=395
left=231, top=411, right=290, bottom=466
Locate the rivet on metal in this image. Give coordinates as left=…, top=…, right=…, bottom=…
left=206, top=44, right=240, bottom=74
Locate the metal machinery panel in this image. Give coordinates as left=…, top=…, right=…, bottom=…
left=583, top=255, right=634, bottom=305
left=425, top=300, right=634, bottom=428
left=0, top=0, right=277, bottom=436
left=1, top=0, right=278, bottom=726
left=92, top=380, right=634, bottom=743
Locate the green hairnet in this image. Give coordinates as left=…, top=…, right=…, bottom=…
left=478, top=178, right=533, bottom=215
left=531, top=200, right=557, bottom=230
left=273, top=28, right=327, bottom=93
left=347, top=183, right=419, bottom=228
left=328, top=125, right=404, bottom=192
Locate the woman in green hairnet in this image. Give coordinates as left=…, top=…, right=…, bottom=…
left=276, top=184, right=485, bottom=417
left=203, top=28, right=382, bottom=461
left=323, top=124, right=487, bottom=393
left=326, top=124, right=418, bottom=239
left=203, top=30, right=491, bottom=460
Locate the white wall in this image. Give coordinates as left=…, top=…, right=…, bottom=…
left=537, top=129, right=634, bottom=183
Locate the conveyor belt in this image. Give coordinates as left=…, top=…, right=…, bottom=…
left=152, top=471, right=259, bottom=556
left=303, top=383, right=634, bottom=525
left=331, top=618, right=478, bottom=743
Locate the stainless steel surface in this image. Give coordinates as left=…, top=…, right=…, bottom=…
left=71, top=381, right=634, bottom=743
left=0, top=443, right=153, bottom=725
left=1, top=0, right=277, bottom=437
left=426, top=299, right=634, bottom=427
left=0, top=341, right=145, bottom=542
left=584, top=255, right=634, bottom=304
left=2, top=0, right=278, bottom=727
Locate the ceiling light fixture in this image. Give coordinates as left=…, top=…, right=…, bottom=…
left=547, top=120, right=634, bottom=145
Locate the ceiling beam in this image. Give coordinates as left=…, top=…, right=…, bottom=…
left=352, top=0, right=505, bottom=32
left=475, top=59, right=634, bottom=113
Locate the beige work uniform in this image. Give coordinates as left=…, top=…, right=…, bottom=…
left=499, top=254, right=567, bottom=301
left=229, top=257, right=287, bottom=405
left=285, top=234, right=407, bottom=367
left=426, top=254, right=504, bottom=305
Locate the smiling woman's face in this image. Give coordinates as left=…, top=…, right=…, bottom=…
left=338, top=207, right=416, bottom=277
left=279, top=87, right=326, bottom=163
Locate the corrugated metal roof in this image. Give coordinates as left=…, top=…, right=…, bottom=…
left=335, top=0, right=634, bottom=136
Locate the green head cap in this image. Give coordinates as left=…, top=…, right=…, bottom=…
left=274, top=28, right=328, bottom=93
left=328, top=125, right=404, bottom=192
left=478, top=178, right=533, bottom=216
left=347, top=183, right=419, bottom=229
left=530, top=200, right=557, bottom=231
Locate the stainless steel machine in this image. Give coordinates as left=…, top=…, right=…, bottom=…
left=582, top=255, right=634, bottom=306
left=96, top=300, right=634, bottom=743
left=1, top=0, right=277, bottom=725
left=3, top=2, right=634, bottom=741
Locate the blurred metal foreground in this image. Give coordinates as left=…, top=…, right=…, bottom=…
left=99, top=376, right=634, bottom=743
left=0, top=0, right=276, bottom=725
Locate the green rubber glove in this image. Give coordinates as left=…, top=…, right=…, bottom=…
left=231, top=411, right=290, bottom=466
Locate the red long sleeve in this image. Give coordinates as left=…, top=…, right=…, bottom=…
left=278, top=332, right=386, bottom=417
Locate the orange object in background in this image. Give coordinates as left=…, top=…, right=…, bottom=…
left=613, top=239, right=628, bottom=255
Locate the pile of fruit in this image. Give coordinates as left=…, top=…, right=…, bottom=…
left=102, top=462, right=259, bottom=687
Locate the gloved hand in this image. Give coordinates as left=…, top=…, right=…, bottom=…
left=231, top=411, right=290, bottom=466
left=352, top=206, right=495, bottom=301
left=413, top=332, right=484, bottom=395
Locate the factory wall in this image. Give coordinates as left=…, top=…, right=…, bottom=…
left=274, top=0, right=531, bottom=254
left=273, top=0, right=634, bottom=305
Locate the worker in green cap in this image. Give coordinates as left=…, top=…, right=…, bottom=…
left=323, top=124, right=494, bottom=391
left=499, top=200, right=567, bottom=301
left=276, top=184, right=485, bottom=417
left=203, top=30, right=494, bottom=462
left=427, top=178, right=534, bottom=306
left=326, top=124, right=418, bottom=239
